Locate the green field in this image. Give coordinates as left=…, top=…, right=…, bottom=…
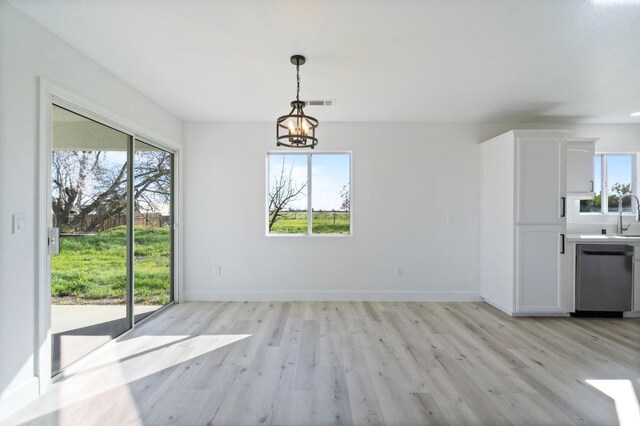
left=271, top=212, right=350, bottom=234
left=51, top=226, right=171, bottom=305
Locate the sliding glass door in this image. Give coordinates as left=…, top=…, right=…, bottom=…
left=133, top=140, right=174, bottom=321
left=51, top=105, right=131, bottom=374
left=50, top=105, right=175, bottom=375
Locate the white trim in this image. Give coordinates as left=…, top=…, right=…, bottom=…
left=184, top=290, right=481, bottom=302
left=265, top=233, right=353, bottom=238
left=43, top=80, right=181, bottom=152
left=579, top=152, right=638, bottom=215
left=603, top=153, right=609, bottom=213
left=511, top=312, right=570, bottom=317
left=36, top=80, right=52, bottom=395
left=482, top=298, right=513, bottom=316
left=0, top=378, right=39, bottom=422
left=484, top=297, right=569, bottom=317
left=36, top=78, right=182, bottom=394
left=307, top=153, right=312, bottom=232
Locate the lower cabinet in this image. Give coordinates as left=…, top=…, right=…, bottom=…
left=516, top=225, right=565, bottom=313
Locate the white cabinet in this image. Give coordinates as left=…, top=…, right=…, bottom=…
left=566, top=138, right=597, bottom=197
left=517, top=136, right=565, bottom=225
left=517, top=226, right=564, bottom=313
left=481, top=130, right=568, bottom=315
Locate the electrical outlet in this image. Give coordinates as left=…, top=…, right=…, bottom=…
left=395, top=266, right=404, bottom=277
left=446, top=214, right=455, bottom=224
left=213, top=265, right=222, bottom=276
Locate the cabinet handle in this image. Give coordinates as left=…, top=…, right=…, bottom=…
left=561, top=197, right=566, bottom=218
left=590, top=180, right=594, bottom=192
left=560, top=233, right=565, bottom=254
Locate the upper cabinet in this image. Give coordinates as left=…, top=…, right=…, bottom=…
left=516, top=132, right=567, bottom=225
left=566, top=138, right=597, bottom=197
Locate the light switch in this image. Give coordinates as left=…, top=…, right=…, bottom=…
left=13, top=213, right=25, bottom=234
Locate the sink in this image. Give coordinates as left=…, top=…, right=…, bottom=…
left=611, top=234, right=640, bottom=238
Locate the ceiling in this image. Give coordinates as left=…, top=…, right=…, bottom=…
left=9, top=0, right=640, bottom=123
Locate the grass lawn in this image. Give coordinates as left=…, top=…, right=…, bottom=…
left=270, top=212, right=350, bottom=234
left=52, top=226, right=171, bottom=305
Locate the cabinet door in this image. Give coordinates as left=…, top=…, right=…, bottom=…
left=516, top=137, right=565, bottom=225
left=516, top=225, right=565, bottom=313
left=567, top=141, right=595, bottom=196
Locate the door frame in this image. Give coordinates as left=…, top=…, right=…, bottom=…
left=36, top=78, right=183, bottom=394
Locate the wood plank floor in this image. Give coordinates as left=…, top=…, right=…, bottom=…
left=4, top=302, right=639, bottom=425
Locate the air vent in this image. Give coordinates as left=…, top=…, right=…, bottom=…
left=302, top=99, right=335, bottom=107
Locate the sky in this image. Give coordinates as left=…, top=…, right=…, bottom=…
left=595, top=154, right=633, bottom=193
left=593, top=154, right=636, bottom=212
left=268, top=153, right=350, bottom=211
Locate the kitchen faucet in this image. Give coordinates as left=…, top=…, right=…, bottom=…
left=617, top=193, right=640, bottom=234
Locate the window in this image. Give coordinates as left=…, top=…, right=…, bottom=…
left=580, top=154, right=636, bottom=213
left=267, top=152, right=351, bottom=235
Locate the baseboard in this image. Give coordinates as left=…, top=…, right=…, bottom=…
left=481, top=298, right=571, bottom=317
left=184, top=290, right=482, bottom=302
left=0, top=377, right=39, bottom=422
left=511, top=312, right=570, bottom=317
left=481, top=298, right=513, bottom=315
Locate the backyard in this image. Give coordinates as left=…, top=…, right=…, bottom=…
left=52, top=211, right=346, bottom=305
left=270, top=211, right=350, bottom=234
left=52, top=226, right=171, bottom=305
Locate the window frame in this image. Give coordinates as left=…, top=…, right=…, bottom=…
left=265, top=151, right=352, bottom=237
left=581, top=153, right=637, bottom=215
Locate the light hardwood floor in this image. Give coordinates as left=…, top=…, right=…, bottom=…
left=4, top=302, right=639, bottom=425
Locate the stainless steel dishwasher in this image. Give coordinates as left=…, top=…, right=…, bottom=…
left=576, top=244, right=633, bottom=315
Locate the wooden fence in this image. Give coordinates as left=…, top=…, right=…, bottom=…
left=81, top=213, right=169, bottom=232
left=279, top=211, right=350, bottom=222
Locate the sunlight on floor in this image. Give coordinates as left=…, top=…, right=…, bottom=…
left=586, top=379, right=640, bottom=426
left=10, top=334, right=252, bottom=425
left=75, top=334, right=253, bottom=391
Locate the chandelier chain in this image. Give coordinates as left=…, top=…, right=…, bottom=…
left=296, top=62, right=300, bottom=102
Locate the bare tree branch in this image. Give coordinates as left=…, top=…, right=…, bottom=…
left=268, top=157, right=307, bottom=231
left=52, top=150, right=171, bottom=233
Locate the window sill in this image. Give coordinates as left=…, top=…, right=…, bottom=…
left=579, top=213, right=639, bottom=216
left=266, top=233, right=352, bottom=238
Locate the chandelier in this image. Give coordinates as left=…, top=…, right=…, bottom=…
left=276, top=55, right=318, bottom=149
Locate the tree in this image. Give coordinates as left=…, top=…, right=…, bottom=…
left=133, top=151, right=172, bottom=215
left=268, top=157, right=307, bottom=231
left=340, top=183, right=350, bottom=211
left=609, top=182, right=632, bottom=210
left=52, top=150, right=171, bottom=233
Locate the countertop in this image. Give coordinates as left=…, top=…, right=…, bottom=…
left=566, top=234, right=640, bottom=243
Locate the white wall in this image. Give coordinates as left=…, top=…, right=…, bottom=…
left=0, top=1, right=183, bottom=419
left=184, top=122, right=482, bottom=301
left=183, top=122, right=639, bottom=303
